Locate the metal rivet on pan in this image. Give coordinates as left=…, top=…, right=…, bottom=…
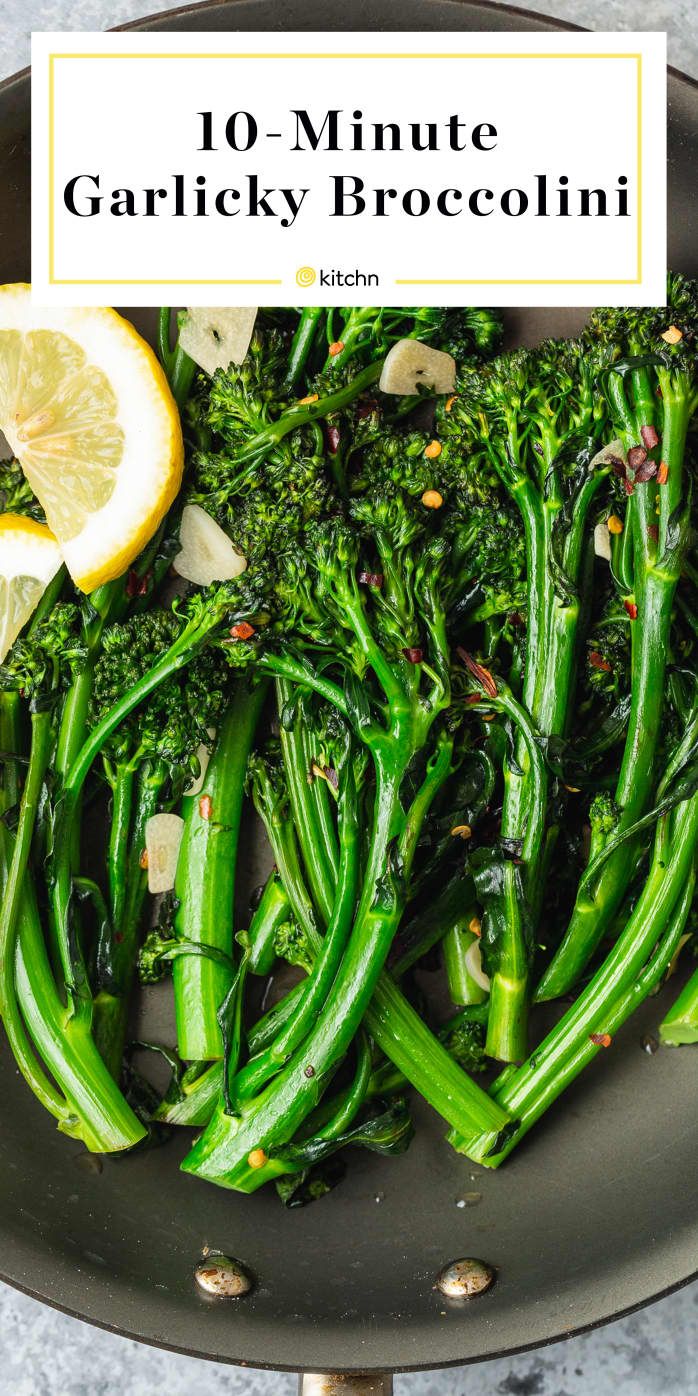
left=434, top=1257, right=494, bottom=1299
left=194, top=1253, right=252, bottom=1298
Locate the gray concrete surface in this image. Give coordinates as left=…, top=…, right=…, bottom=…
left=1, top=1, right=696, bottom=1391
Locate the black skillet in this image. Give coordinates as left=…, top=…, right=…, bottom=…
left=0, top=2, right=696, bottom=1389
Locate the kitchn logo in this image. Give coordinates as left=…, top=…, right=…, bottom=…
left=295, top=266, right=379, bottom=289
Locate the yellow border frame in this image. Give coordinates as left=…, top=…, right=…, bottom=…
left=47, top=51, right=643, bottom=288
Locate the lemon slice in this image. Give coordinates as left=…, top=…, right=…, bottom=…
left=0, top=514, right=63, bottom=663
left=0, top=285, right=183, bottom=592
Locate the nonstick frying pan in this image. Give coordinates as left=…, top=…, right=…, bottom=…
left=0, top=2, right=697, bottom=1388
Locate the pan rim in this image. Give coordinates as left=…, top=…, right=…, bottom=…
left=1, top=0, right=697, bottom=1375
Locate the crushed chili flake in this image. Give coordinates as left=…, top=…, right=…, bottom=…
left=457, top=647, right=499, bottom=698
left=508, top=610, right=525, bottom=628
left=450, top=824, right=472, bottom=840
left=589, top=650, right=612, bottom=672
left=657, top=461, right=669, bottom=485
left=627, top=445, right=648, bottom=470
left=624, top=599, right=638, bottom=620
left=589, top=1032, right=612, bottom=1048
left=304, top=1064, right=316, bottom=1078
left=623, top=478, right=635, bottom=496
left=358, top=571, right=383, bottom=588
left=326, top=424, right=340, bottom=455
left=328, top=341, right=345, bottom=357
left=608, top=456, right=627, bottom=479
left=640, top=424, right=660, bottom=450
left=126, top=569, right=148, bottom=598
left=356, top=398, right=378, bottom=420
left=607, top=514, right=624, bottom=535
left=424, top=440, right=442, bottom=460
left=402, top=646, right=424, bottom=664
left=421, top=488, right=443, bottom=508
left=298, top=393, right=319, bottom=406
left=633, top=458, right=658, bottom=483
left=199, top=794, right=213, bottom=821
left=647, top=523, right=659, bottom=543
left=139, top=848, right=149, bottom=869
left=229, top=621, right=255, bottom=640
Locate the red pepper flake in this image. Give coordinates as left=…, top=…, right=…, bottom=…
left=640, top=424, right=659, bottom=450
left=229, top=621, right=255, bottom=640
left=627, top=445, right=648, bottom=470
left=508, top=610, right=525, bottom=628
left=126, top=568, right=148, bottom=598
left=326, top=424, right=340, bottom=455
left=328, top=341, right=345, bottom=357
left=356, top=398, right=378, bottom=420
left=199, top=794, right=213, bottom=821
left=304, top=1064, right=316, bottom=1078
left=657, top=461, right=669, bottom=485
left=114, top=931, right=124, bottom=945
left=647, top=523, right=659, bottom=544
left=633, top=458, right=658, bottom=483
left=139, top=848, right=149, bottom=869
left=623, top=478, right=635, bottom=496
left=402, top=647, right=424, bottom=664
left=457, top=647, right=498, bottom=698
left=589, top=1032, right=613, bottom=1048
left=358, top=571, right=384, bottom=588
left=624, top=599, right=638, bottom=620
left=589, top=650, right=612, bottom=673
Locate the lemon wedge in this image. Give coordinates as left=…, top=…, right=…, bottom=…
left=0, top=513, right=63, bottom=663
left=0, top=286, right=183, bottom=592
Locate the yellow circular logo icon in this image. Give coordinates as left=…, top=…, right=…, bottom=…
left=295, top=266, right=317, bottom=287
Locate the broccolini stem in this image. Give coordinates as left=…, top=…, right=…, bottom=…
left=478, top=865, right=696, bottom=1166
left=470, top=801, right=698, bottom=1165
left=443, top=917, right=488, bottom=1007
left=537, top=374, right=690, bottom=1000
left=276, top=676, right=338, bottom=925
left=231, top=758, right=359, bottom=1103
left=106, top=761, right=136, bottom=934
left=282, top=307, right=324, bottom=392
left=247, top=871, right=291, bottom=976
left=659, top=961, right=698, bottom=1045
left=0, top=695, right=67, bottom=1123
left=173, top=681, right=267, bottom=1060
left=93, top=759, right=166, bottom=1077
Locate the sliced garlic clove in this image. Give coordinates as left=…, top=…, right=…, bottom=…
left=379, top=339, right=456, bottom=397
left=145, top=812, right=185, bottom=893
left=464, top=938, right=491, bottom=993
left=183, top=728, right=216, bottom=797
left=173, top=504, right=247, bottom=587
left=590, top=438, right=626, bottom=470
left=178, top=308, right=258, bottom=377
left=594, top=521, right=612, bottom=561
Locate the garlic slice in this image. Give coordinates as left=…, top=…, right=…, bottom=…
left=184, top=728, right=216, bottom=797
left=379, top=339, right=456, bottom=396
left=594, top=522, right=612, bottom=562
left=465, top=939, right=491, bottom=993
left=173, top=504, right=247, bottom=587
left=145, top=813, right=185, bottom=894
left=178, top=308, right=257, bottom=377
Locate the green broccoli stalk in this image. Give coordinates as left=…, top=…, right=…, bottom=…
left=0, top=625, right=145, bottom=1152
left=172, top=678, right=267, bottom=1061
left=537, top=275, right=698, bottom=1000
left=659, top=965, right=698, bottom=1045
left=447, top=340, right=613, bottom=1060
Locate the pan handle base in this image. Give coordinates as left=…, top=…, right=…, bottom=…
left=299, top=1375, right=393, bottom=1395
